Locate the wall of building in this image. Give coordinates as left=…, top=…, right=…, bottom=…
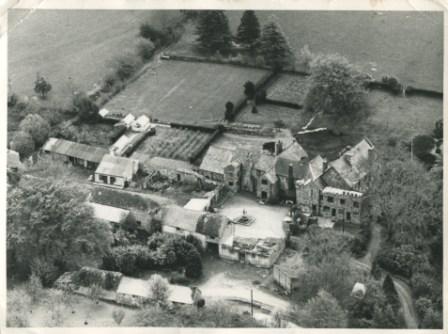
left=273, top=266, right=292, bottom=293
left=94, top=173, right=126, bottom=188
left=223, top=163, right=241, bottom=192
left=218, top=244, right=239, bottom=261
left=255, top=176, right=278, bottom=203
left=296, top=181, right=320, bottom=214
left=320, top=191, right=362, bottom=224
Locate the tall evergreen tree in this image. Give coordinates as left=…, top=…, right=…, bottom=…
left=259, top=20, right=293, bottom=70
left=195, top=11, right=232, bottom=55
left=236, top=10, right=260, bottom=47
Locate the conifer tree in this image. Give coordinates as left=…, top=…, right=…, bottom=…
left=259, top=20, right=293, bottom=70
left=236, top=10, right=260, bottom=47
left=195, top=11, right=232, bottom=55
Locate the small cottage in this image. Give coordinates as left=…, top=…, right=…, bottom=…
left=94, top=154, right=139, bottom=188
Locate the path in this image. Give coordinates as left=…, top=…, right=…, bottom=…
left=351, top=222, right=418, bottom=329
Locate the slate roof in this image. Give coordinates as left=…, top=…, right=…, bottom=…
left=160, top=205, right=202, bottom=232
left=43, top=138, right=108, bottom=163
left=95, top=154, right=138, bottom=179
left=328, top=138, right=374, bottom=188
left=199, top=146, right=234, bottom=175
left=275, top=141, right=309, bottom=178
left=254, top=153, right=276, bottom=172
left=307, top=155, right=325, bottom=181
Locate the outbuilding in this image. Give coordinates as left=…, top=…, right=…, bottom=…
left=94, top=154, right=139, bottom=188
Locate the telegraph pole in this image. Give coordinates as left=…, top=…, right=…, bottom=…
left=250, top=289, right=254, bottom=316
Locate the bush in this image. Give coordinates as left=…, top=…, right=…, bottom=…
left=381, top=76, right=403, bottom=95
left=415, top=297, right=432, bottom=319
left=114, top=54, right=143, bottom=81
left=375, top=245, right=416, bottom=277
left=72, top=93, right=99, bottom=123
left=350, top=220, right=371, bottom=258
left=19, top=113, right=51, bottom=146
left=136, top=39, right=156, bottom=61
left=140, top=24, right=166, bottom=47
left=410, top=272, right=434, bottom=299
left=169, top=272, right=191, bottom=285
left=11, top=131, right=35, bottom=158
left=185, top=234, right=204, bottom=254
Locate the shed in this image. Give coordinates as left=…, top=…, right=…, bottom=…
left=94, top=154, right=139, bottom=188
left=42, top=137, right=108, bottom=169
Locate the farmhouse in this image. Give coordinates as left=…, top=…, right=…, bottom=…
left=295, top=138, right=375, bottom=224
left=42, top=137, right=108, bottom=169
left=94, top=154, right=139, bottom=188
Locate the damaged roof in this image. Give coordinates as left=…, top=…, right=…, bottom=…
left=196, top=213, right=230, bottom=239
left=327, top=138, right=374, bottom=188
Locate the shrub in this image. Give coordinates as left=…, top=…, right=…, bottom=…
left=224, top=101, right=234, bottom=121
left=72, top=93, right=99, bottom=123
left=137, top=39, right=156, bottom=61
left=11, top=131, right=35, bottom=158
left=102, top=72, right=121, bottom=93
left=147, top=274, right=171, bottom=305
left=273, top=120, right=286, bottom=128
left=185, top=234, right=204, bottom=254
left=410, top=272, right=434, bottom=299
left=381, top=76, right=403, bottom=95
left=114, top=54, right=143, bottom=81
left=34, top=75, right=52, bottom=99
left=375, top=245, right=416, bottom=277
left=140, top=24, right=165, bottom=47
left=415, top=297, right=432, bottom=319
left=169, top=272, right=191, bottom=285
left=104, top=271, right=122, bottom=291
left=26, top=272, right=44, bottom=303
left=350, top=220, right=371, bottom=258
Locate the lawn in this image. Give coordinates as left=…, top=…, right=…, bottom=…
left=103, top=60, right=269, bottom=123
left=235, top=103, right=307, bottom=129
left=8, top=9, right=180, bottom=109
left=131, top=126, right=214, bottom=162
left=266, top=74, right=309, bottom=105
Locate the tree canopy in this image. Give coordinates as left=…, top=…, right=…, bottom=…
left=34, top=75, right=52, bottom=99
left=11, top=131, right=35, bottom=158
left=7, top=181, right=113, bottom=285
left=259, top=20, right=293, bottom=70
left=236, top=10, right=261, bottom=47
left=296, top=289, right=347, bottom=328
left=304, top=54, right=368, bottom=131
left=195, top=11, right=232, bottom=55
left=72, top=93, right=99, bottom=123
left=19, top=113, right=51, bottom=146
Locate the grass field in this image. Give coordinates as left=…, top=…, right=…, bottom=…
left=226, top=10, right=443, bottom=91
left=8, top=9, right=179, bottom=108
left=104, top=60, right=268, bottom=123
left=267, top=74, right=309, bottom=105
left=235, top=103, right=306, bottom=128
left=131, top=126, right=214, bottom=161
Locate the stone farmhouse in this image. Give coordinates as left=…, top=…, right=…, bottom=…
left=199, top=136, right=374, bottom=224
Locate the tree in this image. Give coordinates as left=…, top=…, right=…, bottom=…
left=259, top=19, right=293, bottom=70
left=147, top=274, right=171, bottom=306
left=34, top=75, right=52, bottom=99
left=72, top=92, right=99, bottom=123
left=7, top=181, right=113, bottom=285
left=296, top=290, right=347, bottom=328
left=11, top=131, right=35, bottom=158
left=114, top=54, right=143, bottom=81
left=244, top=81, right=256, bottom=100
left=433, top=119, right=443, bottom=139
left=195, top=11, right=232, bottom=55
left=19, top=113, right=51, bottom=146
left=89, top=283, right=101, bottom=304
left=382, top=274, right=400, bottom=309
left=112, top=309, right=126, bottom=325
left=236, top=10, right=260, bottom=47
left=136, top=38, right=155, bottom=61
left=304, top=54, right=368, bottom=132
left=224, top=101, right=234, bottom=121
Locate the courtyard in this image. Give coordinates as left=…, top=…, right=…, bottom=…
left=218, top=194, right=288, bottom=239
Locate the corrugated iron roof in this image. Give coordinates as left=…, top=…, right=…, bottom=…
left=42, top=137, right=108, bottom=163
left=88, top=202, right=130, bottom=223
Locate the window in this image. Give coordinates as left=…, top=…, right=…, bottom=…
left=99, top=175, right=108, bottom=183
left=110, top=176, right=116, bottom=184
left=322, top=206, right=329, bottom=212
left=346, top=212, right=351, bottom=221
left=228, top=181, right=234, bottom=186
left=338, top=209, right=344, bottom=214
left=261, top=179, right=268, bottom=185
left=340, top=199, right=346, bottom=205
left=353, top=201, right=359, bottom=208
left=319, top=195, right=323, bottom=201
left=327, top=196, right=334, bottom=203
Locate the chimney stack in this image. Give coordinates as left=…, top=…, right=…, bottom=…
left=275, top=140, right=283, bottom=155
